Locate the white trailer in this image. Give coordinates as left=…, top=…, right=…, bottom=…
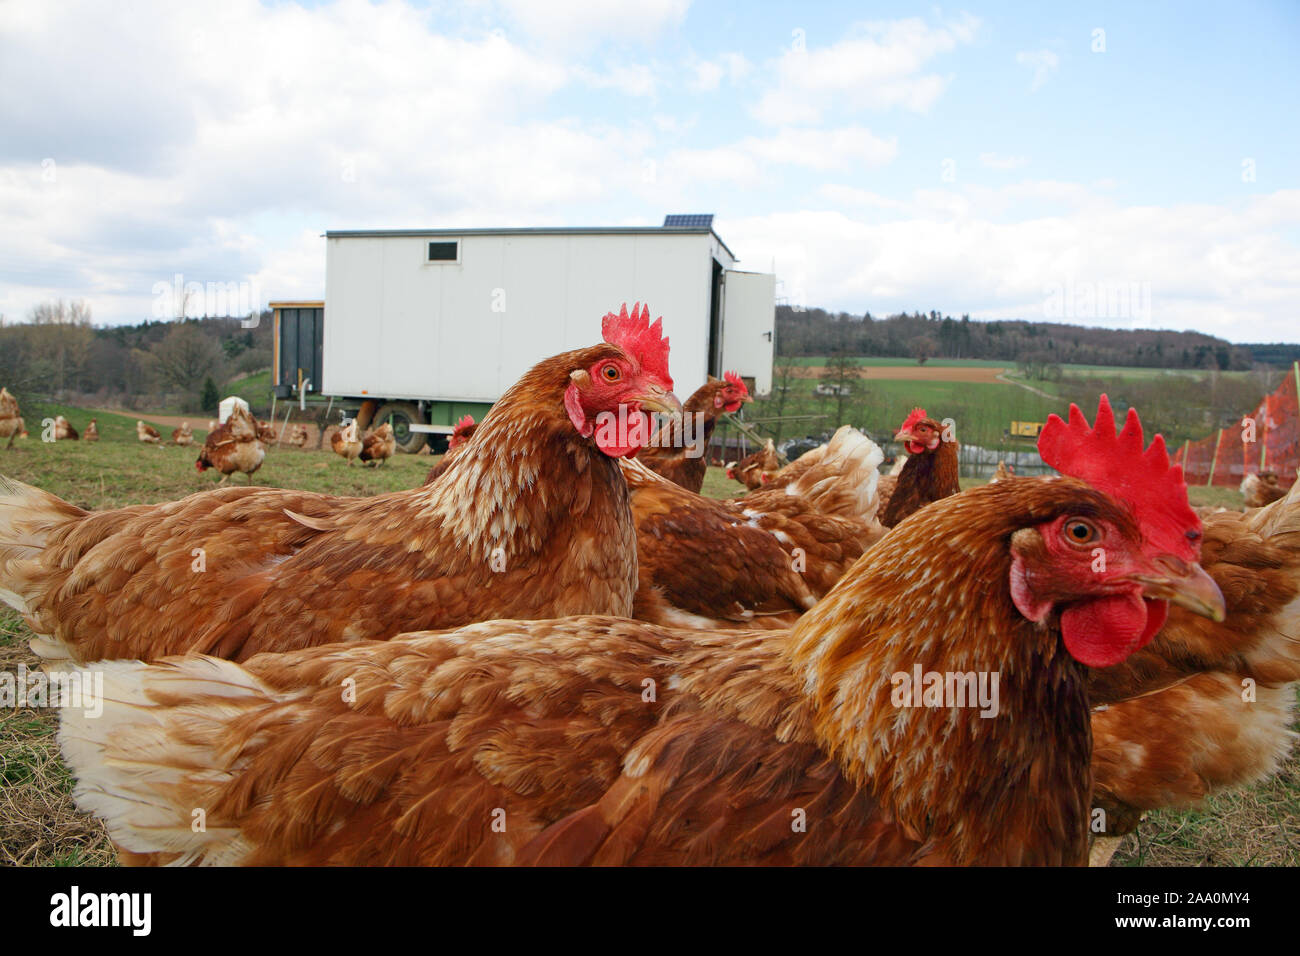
left=272, top=216, right=775, bottom=452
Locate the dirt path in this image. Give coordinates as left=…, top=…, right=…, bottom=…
left=995, top=373, right=1057, bottom=399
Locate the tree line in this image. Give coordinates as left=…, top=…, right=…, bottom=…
left=775, top=307, right=1274, bottom=371
left=0, top=300, right=273, bottom=412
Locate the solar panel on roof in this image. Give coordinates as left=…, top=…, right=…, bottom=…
left=663, top=214, right=714, bottom=228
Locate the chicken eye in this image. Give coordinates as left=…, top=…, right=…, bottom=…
left=601, top=365, right=621, bottom=382
left=1063, top=519, right=1097, bottom=545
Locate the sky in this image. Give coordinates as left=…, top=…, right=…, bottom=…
left=1, top=0, right=1297, bottom=341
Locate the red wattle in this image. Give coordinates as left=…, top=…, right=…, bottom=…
left=593, top=408, right=652, bottom=458
left=1060, top=594, right=1166, bottom=668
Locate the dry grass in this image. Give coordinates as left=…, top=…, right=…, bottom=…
left=0, top=610, right=115, bottom=866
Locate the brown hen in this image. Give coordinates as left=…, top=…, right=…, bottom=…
left=0, top=305, right=678, bottom=665
left=638, top=372, right=750, bottom=493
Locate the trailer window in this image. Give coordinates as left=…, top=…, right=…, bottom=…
left=427, top=241, right=458, bottom=262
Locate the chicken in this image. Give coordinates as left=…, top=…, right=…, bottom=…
left=1088, top=483, right=1300, bottom=850
left=83, top=419, right=99, bottom=442
left=359, top=422, right=396, bottom=467
left=136, top=421, right=162, bottom=444
left=0, top=388, right=27, bottom=448
left=877, top=408, right=960, bottom=527
left=726, top=438, right=780, bottom=491
left=256, top=419, right=279, bottom=445
left=0, top=304, right=679, bottom=665
left=1241, top=470, right=1291, bottom=509
left=991, top=460, right=1009, bottom=483
left=53, top=416, right=79, bottom=441
left=194, top=405, right=266, bottom=485
left=638, top=372, right=751, bottom=493
left=627, top=425, right=884, bottom=629
left=54, top=402, right=1226, bottom=866
left=171, top=422, right=194, bottom=446
left=287, top=424, right=310, bottom=448
left=422, top=415, right=477, bottom=485
left=330, top=421, right=362, bottom=466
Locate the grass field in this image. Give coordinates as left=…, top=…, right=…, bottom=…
left=761, top=374, right=1061, bottom=450
left=0, top=403, right=1294, bottom=867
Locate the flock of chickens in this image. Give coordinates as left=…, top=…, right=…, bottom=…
left=3, top=389, right=398, bottom=485
left=0, top=302, right=1297, bottom=867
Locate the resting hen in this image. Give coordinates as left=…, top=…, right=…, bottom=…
left=627, top=425, right=884, bottom=629
left=171, top=422, right=194, bottom=446
left=359, top=422, right=396, bottom=467
left=638, top=372, right=750, bottom=493
left=330, top=421, right=362, bottom=465
left=0, top=388, right=26, bottom=448
left=53, top=415, right=79, bottom=441
left=727, top=438, right=780, bottom=491
left=195, top=406, right=265, bottom=484
left=136, top=420, right=161, bottom=444
left=877, top=408, right=960, bottom=527
left=83, top=419, right=99, bottom=442
left=56, top=404, right=1225, bottom=866
left=0, top=305, right=678, bottom=665
left=1241, top=470, right=1291, bottom=509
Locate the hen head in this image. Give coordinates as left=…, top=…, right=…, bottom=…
left=447, top=414, right=476, bottom=450
left=894, top=408, right=944, bottom=454
left=564, top=302, right=680, bottom=458
left=1011, top=395, right=1224, bottom=668
left=714, top=371, right=753, bottom=412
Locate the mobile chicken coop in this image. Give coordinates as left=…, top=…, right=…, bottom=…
left=271, top=215, right=776, bottom=452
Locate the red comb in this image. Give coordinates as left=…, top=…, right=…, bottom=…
left=1037, top=395, right=1200, bottom=560
left=723, top=370, right=748, bottom=393
left=601, top=303, right=672, bottom=388
left=453, top=414, right=475, bottom=435
left=899, top=407, right=928, bottom=431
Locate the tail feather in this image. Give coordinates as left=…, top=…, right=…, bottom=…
left=761, top=426, right=884, bottom=523
left=0, top=474, right=85, bottom=615
left=57, top=656, right=296, bottom=865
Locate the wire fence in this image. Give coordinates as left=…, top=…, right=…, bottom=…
left=1175, top=361, right=1300, bottom=486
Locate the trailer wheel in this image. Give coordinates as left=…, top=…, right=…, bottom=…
left=371, top=402, right=426, bottom=454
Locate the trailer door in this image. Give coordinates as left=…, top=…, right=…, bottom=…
left=721, top=270, right=776, bottom=396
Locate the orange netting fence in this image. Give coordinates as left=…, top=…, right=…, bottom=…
left=1173, top=361, right=1300, bottom=487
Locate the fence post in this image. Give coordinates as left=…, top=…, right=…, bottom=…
left=1207, top=429, right=1223, bottom=486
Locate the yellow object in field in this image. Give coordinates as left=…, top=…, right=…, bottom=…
left=1010, top=420, right=1044, bottom=437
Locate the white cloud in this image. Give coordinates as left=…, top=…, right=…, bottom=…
left=752, top=14, right=980, bottom=124
left=575, top=62, right=658, bottom=97
left=723, top=188, right=1300, bottom=341
left=818, top=185, right=910, bottom=212
left=1016, top=49, right=1060, bottom=92
left=660, top=127, right=897, bottom=189
left=688, top=52, right=751, bottom=92
left=979, top=152, right=1029, bottom=170
left=490, top=0, right=690, bottom=49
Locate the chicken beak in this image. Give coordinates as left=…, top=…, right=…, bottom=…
left=635, top=386, right=683, bottom=424
left=894, top=429, right=916, bottom=443
left=1134, top=561, right=1226, bottom=622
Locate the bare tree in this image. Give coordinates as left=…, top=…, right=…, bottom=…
left=147, top=323, right=226, bottom=398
